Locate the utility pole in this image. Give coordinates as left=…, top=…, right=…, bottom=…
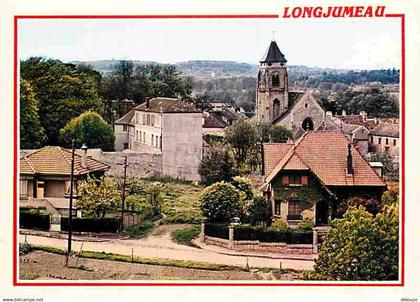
left=65, top=139, right=76, bottom=267
left=121, top=156, right=128, bottom=231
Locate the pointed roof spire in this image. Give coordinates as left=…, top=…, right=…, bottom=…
left=260, top=40, right=287, bottom=64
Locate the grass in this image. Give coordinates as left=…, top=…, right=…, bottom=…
left=30, top=245, right=244, bottom=272
left=170, top=225, right=201, bottom=247
left=69, top=264, right=94, bottom=272
left=125, top=220, right=154, bottom=239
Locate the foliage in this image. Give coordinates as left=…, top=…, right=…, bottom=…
left=125, top=221, right=155, bottom=239
left=124, top=195, right=153, bottom=218
left=311, top=205, right=399, bottom=281
left=171, top=225, right=201, bottom=247
left=230, top=176, right=254, bottom=201
left=248, top=196, right=272, bottom=227
left=20, top=57, right=102, bottom=145
left=20, top=79, right=47, bottom=149
left=269, top=220, right=288, bottom=232
left=337, top=196, right=382, bottom=217
left=100, top=61, right=192, bottom=106
left=76, top=176, right=121, bottom=218
left=369, top=152, right=399, bottom=181
left=199, top=145, right=237, bottom=186
left=191, top=93, right=213, bottom=111
left=19, top=209, right=50, bottom=231
left=234, top=225, right=312, bottom=244
left=274, top=185, right=323, bottom=211
left=297, top=218, right=314, bottom=231
left=225, top=118, right=258, bottom=168
left=199, top=181, right=241, bottom=222
left=19, top=242, right=33, bottom=256
left=268, top=125, right=293, bottom=143
left=61, top=217, right=121, bottom=233
left=204, top=223, right=230, bottom=239
left=382, top=183, right=399, bottom=206
left=59, top=111, right=115, bottom=151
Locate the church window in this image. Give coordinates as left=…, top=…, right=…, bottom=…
left=273, top=99, right=281, bottom=119
left=272, top=74, right=280, bottom=87
left=393, top=139, right=397, bottom=146
left=304, top=103, right=308, bottom=108
left=302, top=118, right=314, bottom=131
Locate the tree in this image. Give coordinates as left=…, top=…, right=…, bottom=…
left=20, top=79, right=47, bottom=149
left=199, top=181, right=241, bottom=222
left=248, top=195, right=272, bottom=227
left=225, top=118, right=258, bottom=168
left=59, top=111, right=115, bottom=151
left=268, top=125, right=293, bottom=143
left=230, top=176, right=254, bottom=201
left=337, top=196, right=382, bottom=217
left=76, top=176, right=121, bottom=218
left=20, top=57, right=102, bottom=145
left=369, top=152, right=399, bottom=181
left=191, top=93, right=213, bottom=111
left=198, top=146, right=237, bottom=186
left=311, top=205, right=398, bottom=281
left=381, top=184, right=399, bottom=206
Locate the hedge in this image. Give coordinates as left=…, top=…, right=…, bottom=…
left=204, top=223, right=229, bottom=239
left=234, top=226, right=312, bottom=244
left=19, top=210, right=50, bottom=231
left=61, top=217, right=121, bottom=233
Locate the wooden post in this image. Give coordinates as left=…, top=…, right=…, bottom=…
left=228, top=224, right=234, bottom=249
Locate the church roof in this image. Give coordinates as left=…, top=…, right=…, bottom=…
left=260, top=41, right=287, bottom=63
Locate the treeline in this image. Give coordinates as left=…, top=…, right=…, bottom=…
left=20, top=58, right=192, bottom=149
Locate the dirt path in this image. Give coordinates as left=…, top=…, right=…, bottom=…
left=20, top=225, right=314, bottom=271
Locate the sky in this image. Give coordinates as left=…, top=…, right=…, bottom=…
left=18, top=18, right=401, bottom=70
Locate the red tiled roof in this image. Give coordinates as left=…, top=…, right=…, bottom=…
left=263, top=143, right=293, bottom=175
left=263, top=131, right=385, bottom=187
left=203, top=113, right=228, bottom=128
left=20, top=146, right=109, bottom=176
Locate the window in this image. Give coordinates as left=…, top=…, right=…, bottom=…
left=393, top=139, right=397, bottom=146
left=378, top=137, right=382, bottom=144
left=123, top=125, right=128, bottom=132
left=143, top=114, right=146, bottom=125
left=143, top=132, right=145, bottom=142
left=386, top=138, right=389, bottom=145
left=123, top=143, right=129, bottom=149
left=147, top=115, right=151, bottom=125
left=20, top=179, right=28, bottom=197
left=136, top=130, right=139, bottom=141
left=151, top=134, right=154, bottom=146
left=156, top=136, right=159, bottom=148
left=274, top=200, right=281, bottom=216
left=287, top=201, right=302, bottom=220
left=289, top=175, right=302, bottom=185
left=370, top=137, right=374, bottom=143
left=151, top=115, right=155, bottom=126
left=272, top=74, right=280, bottom=87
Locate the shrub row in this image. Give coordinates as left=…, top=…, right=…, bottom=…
left=204, top=223, right=229, bottom=240
left=19, top=209, right=50, bottom=231
left=234, top=226, right=312, bottom=244
left=61, top=217, right=121, bottom=233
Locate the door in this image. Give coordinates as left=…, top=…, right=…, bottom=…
left=315, top=200, right=329, bottom=226
left=36, top=180, right=45, bottom=199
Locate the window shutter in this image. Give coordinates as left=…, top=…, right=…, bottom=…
left=282, top=175, right=289, bottom=185
left=301, top=175, right=308, bottom=185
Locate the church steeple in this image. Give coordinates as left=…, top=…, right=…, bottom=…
left=256, top=39, right=289, bottom=124
left=260, top=40, right=287, bottom=64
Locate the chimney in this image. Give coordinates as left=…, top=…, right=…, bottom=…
left=326, top=111, right=333, bottom=117
left=347, top=143, right=353, bottom=175
left=342, top=110, right=346, bottom=116
left=81, top=143, right=88, bottom=169
left=360, top=111, right=367, bottom=122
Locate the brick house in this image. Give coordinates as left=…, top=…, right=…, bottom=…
left=260, top=131, right=386, bottom=227
left=20, top=146, right=109, bottom=214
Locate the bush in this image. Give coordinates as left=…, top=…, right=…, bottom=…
left=312, top=205, right=399, bottom=281
left=337, top=196, right=381, bottom=217
left=230, top=176, right=254, bottom=201
left=297, top=218, right=314, bottom=231
left=382, top=184, right=399, bottom=206
left=125, top=220, right=154, bottom=239
left=248, top=195, right=272, bottom=227
left=171, top=225, right=201, bottom=246
left=269, top=220, right=288, bottom=232
left=61, top=217, right=121, bottom=233
left=234, top=225, right=312, bottom=244
left=204, top=223, right=229, bottom=239
left=19, top=242, right=33, bottom=255
left=125, top=195, right=154, bottom=218
left=199, top=181, right=241, bottom=222
left=19, top=209, right=50, bottom=231
left=199, top=146, right=237, bottom=186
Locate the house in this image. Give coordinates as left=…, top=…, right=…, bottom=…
left=261, top=131, right=386, bottom=227
left=369, top=122, right=400, bottom=161
left=254, top=40, right=326, bottom=137
left=114, top=97, right=203, bottom=181
left=203, top=111, right=228, bottom=135
left=20, top=146, right=109, bottom=215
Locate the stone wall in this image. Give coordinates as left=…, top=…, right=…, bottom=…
left=87, top=149, right=162, bottom=179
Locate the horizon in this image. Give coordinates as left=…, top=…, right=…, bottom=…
left=19, top=18, right=401, bottom=70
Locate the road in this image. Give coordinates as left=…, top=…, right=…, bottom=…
left=19, top=225, right=314, bottom=271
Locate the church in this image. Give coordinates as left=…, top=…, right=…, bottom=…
left=255, top=40, right=328, bottom=138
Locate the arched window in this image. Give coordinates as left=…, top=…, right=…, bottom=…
left=272, top=74, right=280, bottom=87
left=302, top=118, right=314, bottom=131
left=273, top=99, right=281, bottom=119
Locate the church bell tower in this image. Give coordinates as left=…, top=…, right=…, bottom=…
left=256, top=40, right=289, bottom=124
